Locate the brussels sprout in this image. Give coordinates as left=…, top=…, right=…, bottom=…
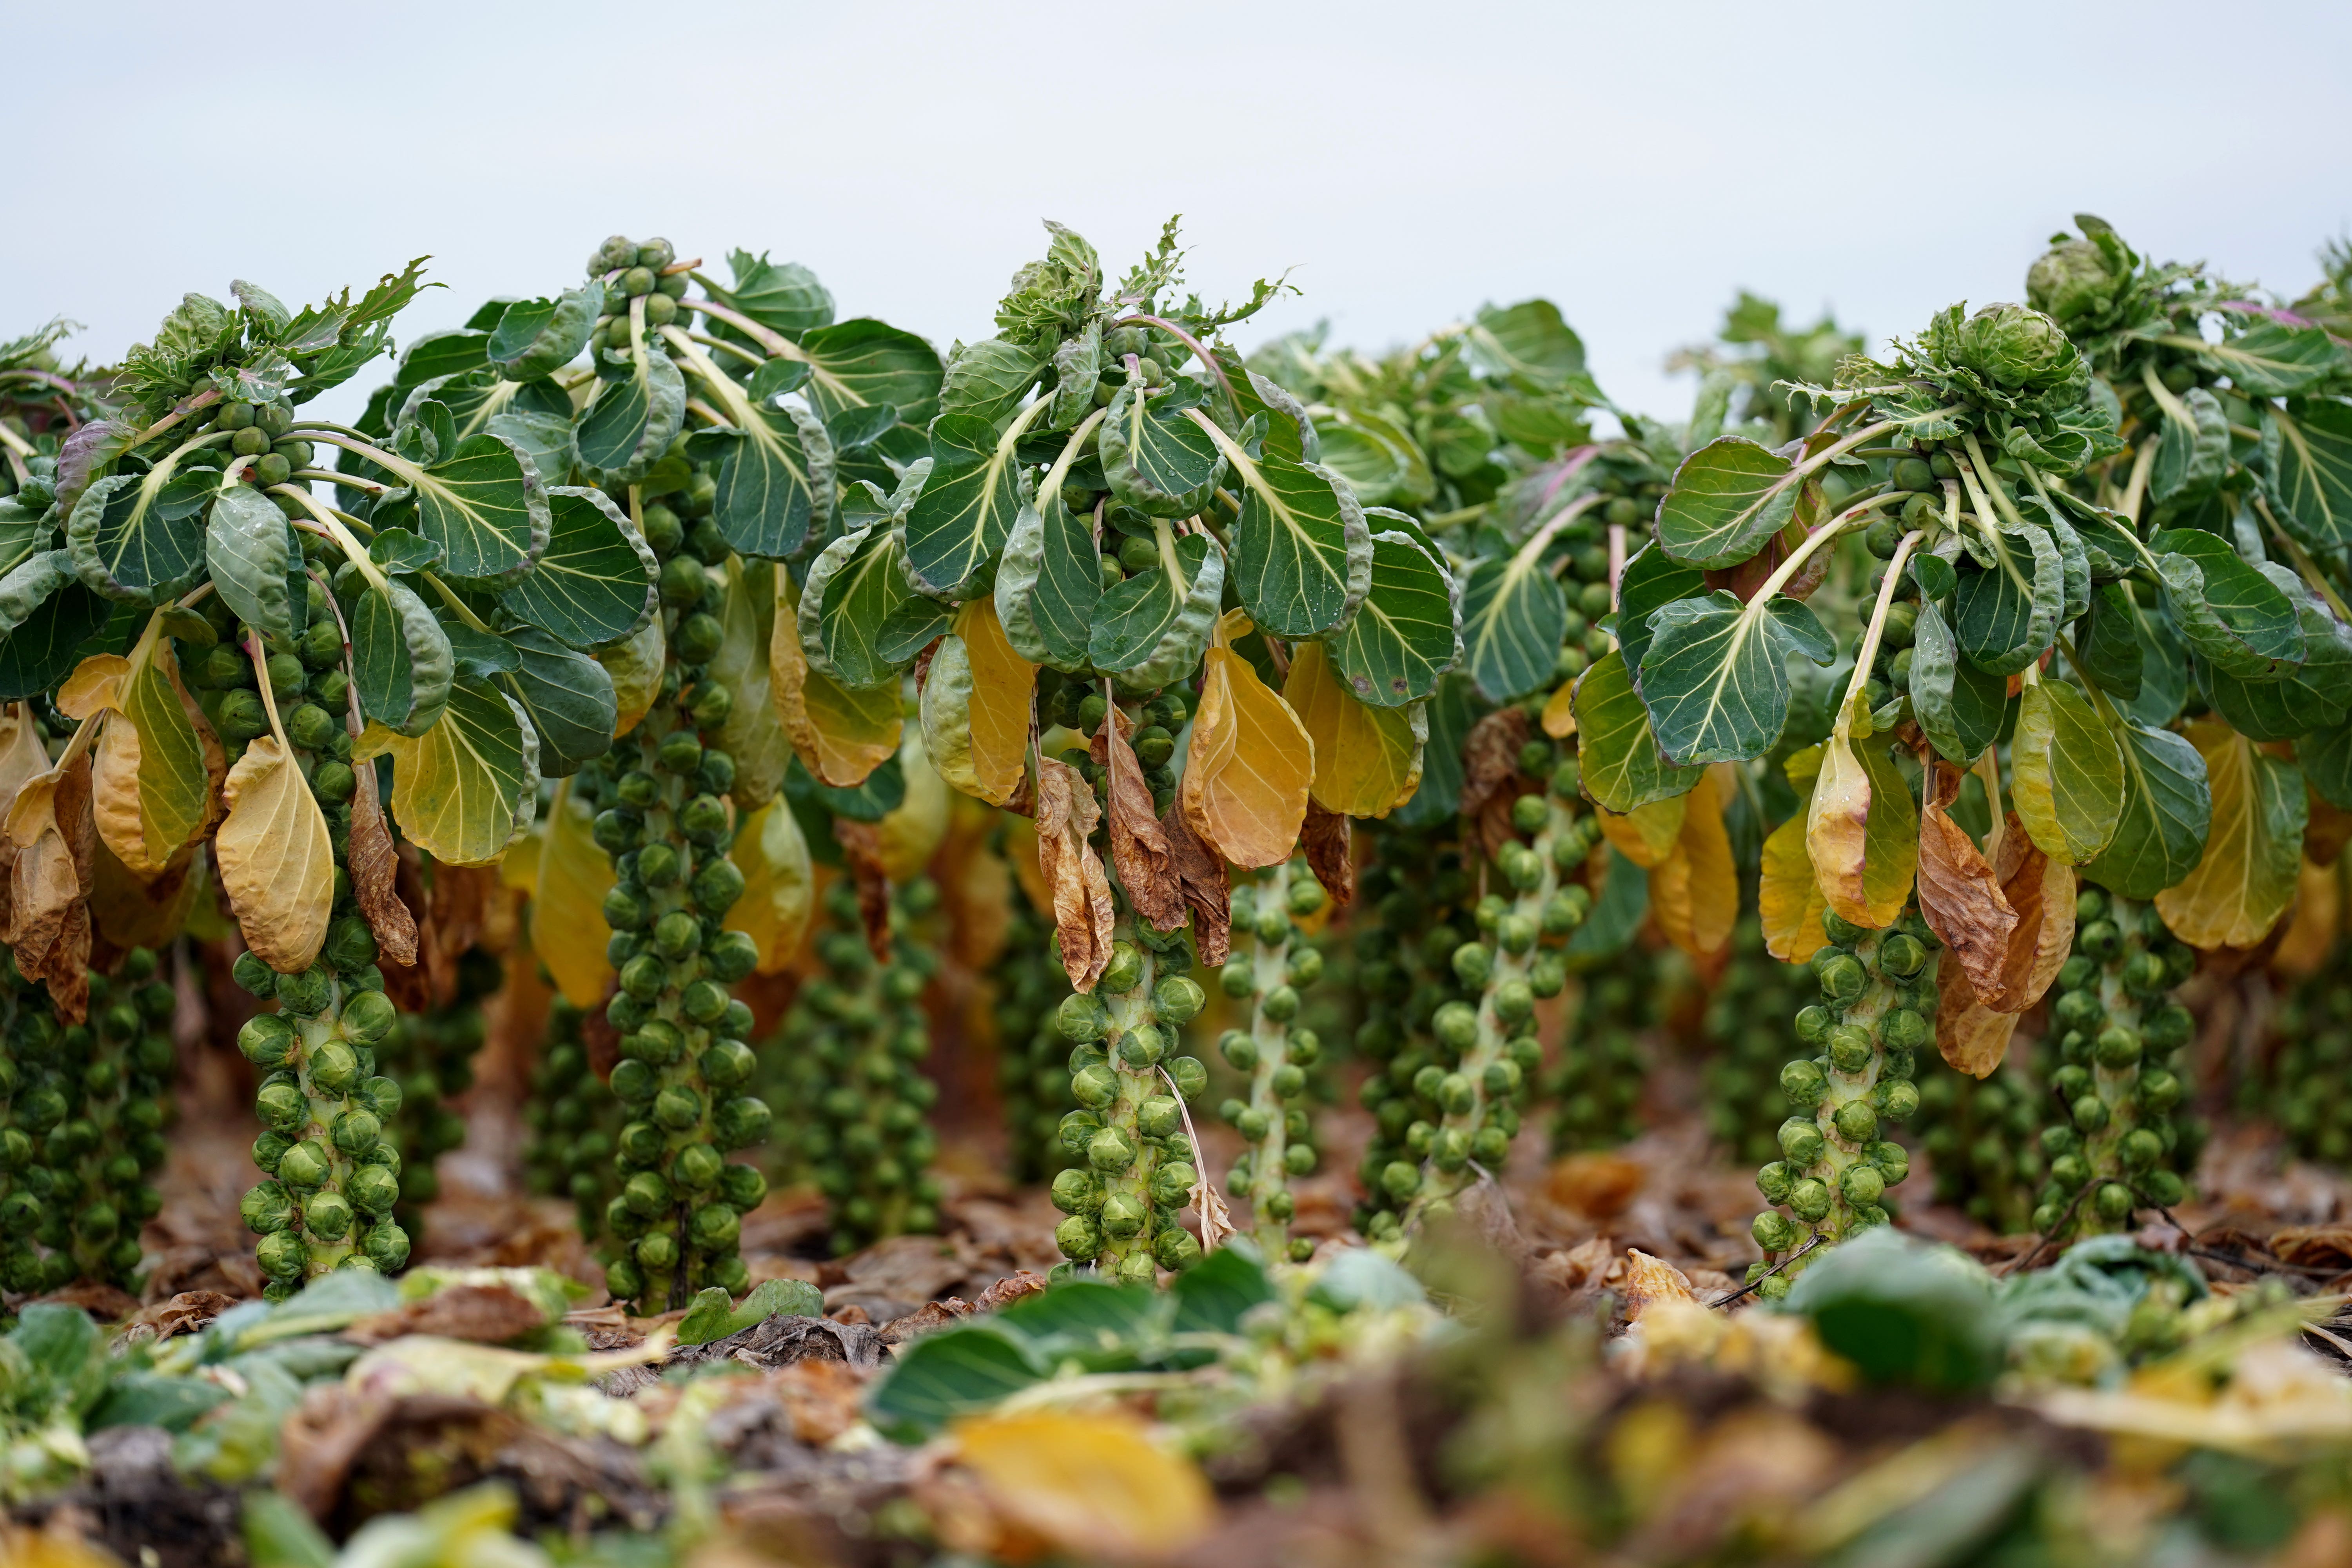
left=238, top=1014, right=298, bottom=1068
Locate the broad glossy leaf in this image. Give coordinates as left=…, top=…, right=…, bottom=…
left=1088, top=527, right=1222, bottom=687
left=348, top=577, right=454, bottom=737
left=503, top=487, right=656, bottom=648
left=905, top=409, right=1038, bottom=597
left=2195, top=319, right=2345, bottom=396
left=486, top=282, right=602, bottom=381
left=2263, top=397, right=2352, bottom=547
left=996, top=493, right=1099, bottom=673
left=2012, top=681, right=2123, bottom=866
left=1102, top=381, right=1225, bottom=518
left=2151, top=385, right=2229, bottom=502
left=1614, top=543, right=1706, bottom=679
left=2082, top=719, right=2210, bottom=900
left=720, top=250, right=833, bottom=339
left=1638, top=589, right=1833, bottom=766
left=920, top=597, right=1034, bottom=808
left=394, top=328, right=488, bottom=390
left=711, top=558, right=785, bottom=809
left=359, top=677, right=540, bottom=866
left=868, top=1326, right=1044, bottom=1436
left=373, top=432, right=551, bottom=584
left=2075, top=582, right=2144, bottom=701
left=501, top=628, right=615, bottom=777
left=206, top=485, right=295, bottom=640
left=66, top=469, right=208, bottom=603
left=801, top=525, right=947, bottom=688
left=1325, top=532, right=1455, bottom=707
left=1206, top=419, right=1371, bottom=638
left=2048, top=491, right=2142, bottom=581
left=771, top=579, right=901, bottom=788
left=0, top=573, right=107, bottom=700
left=939, top=337, right=1046, bottom=425
left=2152, top=527, right=2304, bottom=680
left=2155, top=720, right=2305, bottom=948
left=440, top=621, right=518, bottom=680
left=575, top=341, right=686, bottom=483
left=796, top=319, right=942, bottom=456
left=1283, top=639, right=1423, bottom=817
left=1655, top=437, right=1797, bottom=568
left=1182, top=612, right=1312, bottom=867
left=214, top=736, right=333, bottom=973
left=1909, top=597, right=2007, bottom=764
left=1951, top=522, right=2061, bottom=676
left=1394, top=672, right=1475, bottom=828
left=2121, top=591, right=2189, bottom=726
left=1572, top=650, right=1701, bottom=813
left=2197, top=568, right=2352, bottom=740
left=1461, top=549, right=1567, bottom=704
left=0, top=548, right=73, bottom=639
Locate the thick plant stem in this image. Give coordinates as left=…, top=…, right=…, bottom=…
left=1094, top=933, right=1165, bottom=1282
left=1216, top=860, right=1324, bottom=1263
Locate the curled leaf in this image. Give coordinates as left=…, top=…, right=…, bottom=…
left=1159, top=801, right=1231, bottom=965
left=3, top=753, right=94, bottom=1019
left=1759, top=808, right=1829, bottom=963
left=1301, top=800, right=1354, bottom=913
left=921, top=597, right=1035, bottom=808
left=1180, top=612, right=1312, bottom=869
left=1596, top=796, right=1686, bottom=871
left=1036, top=757, right=1115, bottom=991
left=2156, top=719, right=2307, bottom=949
left=348, top=757, right=419, bottom=968
left=1914, top=758, right=2018, bottom=1004
left=214, top=736, right=334, bottom=974
left=1648, top=769, right=1735, bottom=960
left=598, top=615, right=664, bottom=739
left=771, top=575, right=900, bottom=787
left=1282, top=640, right=1424, bottom=818
left=1094, top=711, right=1183, bottom=930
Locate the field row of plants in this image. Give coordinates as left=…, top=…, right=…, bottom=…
left=4, top=214, right=2352, bottom=1564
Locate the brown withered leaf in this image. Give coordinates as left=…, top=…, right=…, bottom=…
left=1936, top=953, right=2020, bottom=1078
left=1607, top=1248, right=1699, bottom=1321
left=1988, top=809, right=2073, bottom=1013
left=1091, top=717, right=1182, bottom=930
left=348, top=761, right=418, bottom=968
left=1458, top=707, right=1530, bottom=859
left=1915, top=758, right=2018, bottom=1005
left=1035, top=757, right=1114, bottom=992
left=5, top=754, right=95, bottom=1022
left=1300, top=800, right=1354, bottom=912
left=1159, top=802, right=1230, bottom=965
left=832, top=818, right=895, bottom=964
left=345, top=1283, right=548, bottom=1347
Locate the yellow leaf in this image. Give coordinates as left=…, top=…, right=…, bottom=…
left=2157, top=719, right=2308, bottom=950
left=89, top=837, right=201, bottom=951
left=1282, top=640, right=1423, bottom=817
left=923, top=597, right=1036, bottom=807
left=599, top=616, right=665, bottom=739
left=1649, top=769, right=1735, bottom=959
left=0, top=704, right=49, bottom=810
left=771, top=575, right=900, bottom=787
left=532, top=778, right=615, bottom=1008
left=1181, top=610, right=1312, bottom=868
left=91, top=628, right=214, bottom=878
left=1806, top=728, right=1915, bottom=929
left=1596, top=794, right=1686, bottom=869
left=1541, top=679, right=1577, bottom=738
left=954, top=1410, right=1213, bottom=1561
left=726, top=795, right=815, bottom=975
left=53, top=654, right=129, bottom=719
left=355, top=693, right=535, bottom=869
left=711, top=557, right=785, bottom=809
left=215, top=735, right=334, bottom=973
left=877, top=731, right=951, bottom=882
left=1760, top=811, right=1829, bottom=963
left=2271, top=858, right=2343, bottom=980
left=2011, top=679, right=2123, bottom=866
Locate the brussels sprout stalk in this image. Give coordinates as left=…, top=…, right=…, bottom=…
left=1216, top=860, right=1325, bottom=1263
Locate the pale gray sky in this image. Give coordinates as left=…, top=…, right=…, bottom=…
left=12, top=0, right=2350, bottom=426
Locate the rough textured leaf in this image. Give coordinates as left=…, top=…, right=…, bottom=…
left=206, top=485, right=296, bottom=640
left=1323, top=530, right=1455, bottom=708
left=2154, top=719, right=2305, bottom=948
left=1909, top=596, right=2007, bottom=764
left=1182, top=612, right=1313, bottom=868
left=3, top=755, right=93, bottom=1018
left=1639, top=590, right=1833, bottom=766
left=2012, top=681, right=2123, bottom=866
left=2196, top=319, right=2344, bottom=396
left=710, top=557, right=785, bottom=810
left=502, top=487, right=655, bottom=648
left=1915, top=759, right=2017, bottom=1005
left=575, top=340, right=686, bottom=483
left=485, top=283, right=602, bottom=381
left=1283, top=639, right=1423, bottom=817
left=1103, top=381, right=1225, bottom=517
left=2197, top=568, right=2352, bottom=741
left=1571, top=650, right=1701, bottom=814
left=348, top=757, right=417, bottom=969
left=349, top=577, right=454, bottom=738
left=1655, top=437, right=1797, bottom=568
left=2151, top=386, right=2230, bottom=501
left=1200, top=415, right=1371, bottom=638
left=2081, top=719, right=2211, bottom=900
left=1088, top=526, right=1223, bottom=687
left=67, top=469, right=207, bottom=604
left=358, top=678, right=540, bottom=866
left=2152, top=527, right=2304, bottom=681
left=921, top=598, right=1034, bottom=808
left=2264, top=397, right=2352, bottom=547
left=996, top=493, right=1100, bottom=674
left=214, top=736, right=333, bottom=973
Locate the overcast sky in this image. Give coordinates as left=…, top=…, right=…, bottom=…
left=13, top=1, right=2350, bottom=427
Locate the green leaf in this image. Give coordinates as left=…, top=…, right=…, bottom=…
left=1102, top=380, right=1226, bottom=518
left=0, top=573, right=107, bottom=699
left=65, top=469, right=208, bottom=603
left=365, top=676, right=539, bottom=866
left=2083, top=719, right=2211, bottom=899
left=2198, top=568, right=2352, bottom=740
left=1613, top=543, right=1706, bottom=679
left=995, top=492, right=1100, bottom=673
left=1325, top=531, right=1456, bottom=706
left=2151, top=386, right=2229, bottom=501
left=1394, top=671, right=1476, bottom=828
left=795, top=319, right=943, bottom=457
left=1572, top=648, right=1702, bottom=813
left=2152, top=527, right=2305, bottom=680
left=1654, top=437, right=1798, bottom=568
left=711, top=557, right=786, bottom=809
left=1951, top=522, right=2062, bottom=676
left=2047, top=491, right=2143, bottom=581
left=2044, top=504, right=2091, bottom=624
left=2075, top=582, right=2143, bottom=701
left=1088, top=525, right=1223, bottom=686
left=369, top=527, right=442, bottom=575
left=0, top=548, right=72, bottom=638
left=206, top=485, right=295, bottom=639
left=1461, top=544, right=1566, bottom=704
left=372, top=433, right=552, bottom=585
left=1637, top=589, right=1835, bottom=766
left=2012, top=680, right=2123, bottom=866
left=938, top=337, right=1045, bottom=426
left=501, top=487, right=656, bottom=648
left=2296, top=722, right=2352, bottom=810
left=501, top=628, right=616, bottom=777
left=440, top=620, right=517, bottom=679
left=800, top=525, right=947, bottom=688
left=709, top=399, right=831, bottom=561
left=867, top=1325, right=1043, bottom=1437
left=1564, top=842, right=1651, bottom=961
left=719, top=251, right=834, bottom=340
left=348, top=578, right=454, bottom=737
left=1169, top=1245, right=1277, bottom=1334
left=993, top=1281, right=1169, bottom=1365
left=1465, top=299, right=1601, bottom=401
left=574, top=341, right=686, bottom=483
left=2263, top=397, right=2352, bottom=547
left=2121, top=590, right=2190, bottom=726
left=904, top=408, right=1041, bottom=597
left=486, top=282, right=603, bottom=381
left=2194, top=319, right=2345, bottom=396
left=393, top=329, right=488, bottom=391
left=1048, top=325, right=1100, bottom=430
left=1207, top=420, right=1371, bottom=639
left=1212, top=350, right=1318, bottom=463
